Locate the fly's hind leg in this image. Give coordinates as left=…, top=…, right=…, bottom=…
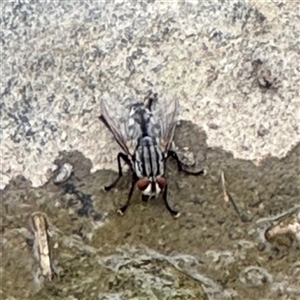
left=117, top=177, right=137, bottom=215
left=167, top=150, right=205, bottom=176
left=144, top=91, right=158, bottom=111
left=103, top=152, right=131, bottom=192
left=163, top=184, right=181, bottom=218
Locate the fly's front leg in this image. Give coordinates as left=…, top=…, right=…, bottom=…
left=162, top=184, right=181, bottom=218
left=144, top=91, right=158, bottom=111
left=167, top=150, right=205, bottom=176
left=103, top=152, right=131, bottom=191
left=117, top=176, right=137, bottom=215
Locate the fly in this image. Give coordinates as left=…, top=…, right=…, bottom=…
left=99, top=91, right=205, bottom=218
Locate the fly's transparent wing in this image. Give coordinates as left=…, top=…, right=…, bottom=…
left=99, top=97, right=142, bottom=156
left=150, top=96, right=179, bottom=152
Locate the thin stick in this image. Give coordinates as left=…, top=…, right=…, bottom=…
left=256, top=205, right=300, bottom=226
left=220, top=171, right=229, bottom=202
left=220, top=170, right=241, bottom=217
left=30, top=212, right=54, bottom=281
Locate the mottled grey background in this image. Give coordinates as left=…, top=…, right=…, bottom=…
left=1, top=0, right=300, bottom=189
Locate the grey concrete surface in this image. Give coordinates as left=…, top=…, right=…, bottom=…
left=1, top=1, right=300, bottom=189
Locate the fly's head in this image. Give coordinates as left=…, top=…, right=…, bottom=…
left=136, top=176, right=167, bottom=198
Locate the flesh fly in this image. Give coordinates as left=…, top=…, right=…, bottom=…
left=30, top=212, right=54, bottom=281
left=99, top=92, right=205, bottom=218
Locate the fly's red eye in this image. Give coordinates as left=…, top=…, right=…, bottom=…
left=156, top=177, right=166, bottom=190
left=137, top=178, right=150, bottom=191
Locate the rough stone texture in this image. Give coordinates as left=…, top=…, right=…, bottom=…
left=2, top=141, right=300, bottom=300
left=1, top=0, right=300, bottom=189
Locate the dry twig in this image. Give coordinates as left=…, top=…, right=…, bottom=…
left=220, top=170, right=241, bottom=218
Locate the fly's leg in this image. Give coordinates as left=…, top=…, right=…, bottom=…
left=117, top=177, right=137, bottom=215
left=163, top=184, right=181, bottom=218
left=144, top=91, right=158, bottom=111
left=103, top=152, right=131, bottom=191
left=167, top=150, right=205, bottom=176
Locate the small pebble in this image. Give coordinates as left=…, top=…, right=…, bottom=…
left=54, top=163, right=73, bottom=183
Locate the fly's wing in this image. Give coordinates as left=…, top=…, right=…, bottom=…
left=99, top=97, right=142, bottom=156
left=150, top=96, right=179, bottom=153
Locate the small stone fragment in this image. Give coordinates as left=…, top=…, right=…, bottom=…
left=53, top=163, right=73, bottom=183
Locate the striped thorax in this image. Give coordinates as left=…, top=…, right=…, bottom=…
left=134, top=136, right=166, bottom=197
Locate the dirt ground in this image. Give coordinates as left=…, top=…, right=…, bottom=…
left=1, top=121, right=299, bottom=300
